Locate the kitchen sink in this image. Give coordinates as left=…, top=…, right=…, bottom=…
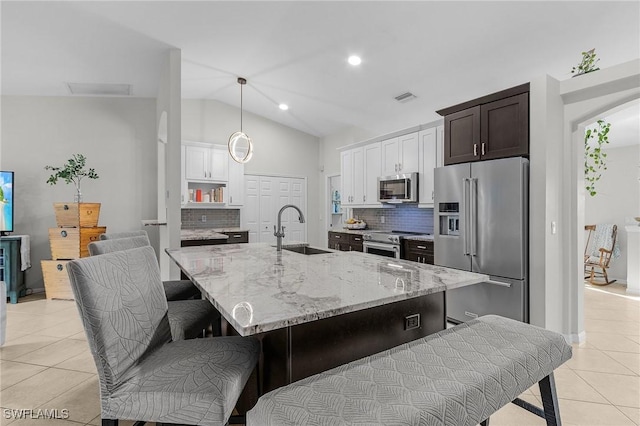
left=282, top=245, right=332, bottom=255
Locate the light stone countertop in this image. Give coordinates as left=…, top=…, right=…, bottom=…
left=403, top=234, right=435, bottom=242
left=166, top=242, right=487, bottom=336
left=180, top=229, right=229, bottom=241
left=180, top=227, right=250, bottom=241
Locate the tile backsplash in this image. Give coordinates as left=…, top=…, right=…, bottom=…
left=181, top=209, right=240, bottom=229
left=353, top=204, right=434, bottom=234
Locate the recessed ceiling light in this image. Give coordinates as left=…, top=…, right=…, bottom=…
left=279, top=103, right=289, bottom=111
left=348, top=55, right=362, bottom=66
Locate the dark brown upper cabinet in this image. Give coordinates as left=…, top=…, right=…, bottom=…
left=437, top=84, right=529, bottom=166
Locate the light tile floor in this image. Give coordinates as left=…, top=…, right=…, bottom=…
left=1, top=284, right=638, bottom=426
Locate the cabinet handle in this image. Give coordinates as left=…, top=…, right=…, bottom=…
left=56, top=264, right=64, bottom=271
left=232, top=234, right=242, bottom=238
left=417, top=256, right=421, bottom=263
left=394, top=164, right=398, bottom=172
left=481, top=143, right=486, bottom=156
left=335, top=235, right=341, bottom=239
left=473, top=143, right=478, bottom=156
left=60, top=230, right=67, bottom=238
left=230, top=196, right=233, bottom=203
left=398, top=162, right=402, bottom=171
left=363, top=195, right=366, bottom=202
left=417, top=245, right=427, bottom=249
left=432, top=190, right=434, bottom=200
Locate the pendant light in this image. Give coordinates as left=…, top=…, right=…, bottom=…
left=228, top=77, right=253, bottom=164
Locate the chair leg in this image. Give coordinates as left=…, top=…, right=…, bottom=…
left=480, top=419, right=490, bottom=426
left=539, top=373, right=562, bottom=426
left=101, top=420, right=118, bottom=426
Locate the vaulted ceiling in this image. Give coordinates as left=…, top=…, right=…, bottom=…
left=2, top=1, right=639, bottom=140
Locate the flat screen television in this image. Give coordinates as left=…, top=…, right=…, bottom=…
left=0, top=171, right=14, bottom=236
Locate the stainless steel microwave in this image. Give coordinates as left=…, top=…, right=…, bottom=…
left=377, top=173, right=418, bottom=203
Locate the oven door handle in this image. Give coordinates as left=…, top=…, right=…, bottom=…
left=363, top=241, right=400, bottom=257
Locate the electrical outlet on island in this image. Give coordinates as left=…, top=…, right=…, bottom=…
left=201, top=215, right=207, bottom=223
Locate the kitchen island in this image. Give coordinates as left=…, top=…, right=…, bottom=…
left=166, top=243, right=487, bottom=393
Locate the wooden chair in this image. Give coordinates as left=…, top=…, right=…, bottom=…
left=584, top=224, right=618, bottom=285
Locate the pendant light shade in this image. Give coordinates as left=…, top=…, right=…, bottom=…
left=228, top=77, right=253, bottom=164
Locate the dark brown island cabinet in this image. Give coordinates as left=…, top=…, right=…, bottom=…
left=328, top=231, right=363, bottom=252
left=401, top=239, right=434, bottom=264
left=437, top=83, right=529, bottom=166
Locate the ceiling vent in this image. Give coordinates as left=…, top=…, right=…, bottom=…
left=66, top=82, right=132, bottom=96
left=394, top=92, right=417, bottom=103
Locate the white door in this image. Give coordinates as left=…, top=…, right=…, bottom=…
left=287, top=178, right=306, bottom=242
left=259, top=177, right=275, bottom=244
left=242, top=175, right=307, bottom=245
left=244, top=176, right=260, bottom=242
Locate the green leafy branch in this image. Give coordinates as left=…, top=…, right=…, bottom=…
left=572, top=48, right=600, bottom=76
left=584, top=120, right=611, bottom=197
left=45, top=154, right=99, bottom=198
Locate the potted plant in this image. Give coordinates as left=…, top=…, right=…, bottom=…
left=45, top=154, right=99, bottom=203
left=572, top=48, right=600, bottom=77
left=45, top=154, right=101, bottom=227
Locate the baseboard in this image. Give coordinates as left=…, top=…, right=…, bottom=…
left=564, top=330, right=586, bottom=344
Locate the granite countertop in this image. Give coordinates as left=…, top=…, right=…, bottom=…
left=403, top=234, right=435, bottom=242
left=166, top=243, right=487, bottom=336
left=180, top=227, right=249, bottom=241
left=333, top=229, right=434, bottom=241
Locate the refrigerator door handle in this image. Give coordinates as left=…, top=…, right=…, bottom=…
left=463, top=178, right=470, bottom=256
left=485, top=279, right=512, bottom=288
left=470, top=178, right=478, bottom=256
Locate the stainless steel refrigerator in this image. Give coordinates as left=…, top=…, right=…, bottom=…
left=434, top=157, right=529, bottom=323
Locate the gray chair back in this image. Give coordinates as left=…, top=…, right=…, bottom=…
left=99, top=230, right=148, bottom=240
left=66, top=246, right=172, bottom=394
left=89, top=235, right=150, bottom=256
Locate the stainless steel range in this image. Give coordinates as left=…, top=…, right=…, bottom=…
left=362, top=230, right=427, bottom=259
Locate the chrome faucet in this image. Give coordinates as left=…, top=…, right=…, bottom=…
left=274, top=204, right=306, bottom=252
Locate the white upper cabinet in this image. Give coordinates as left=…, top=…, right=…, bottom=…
left=418, top=128, right=437, bottom=207
left=363, top=142, right=381, bottom=205
left=352, top=147, right=365, bottom=205
left=184, top=143, right=228, bottom=182
left=381, top=132, right=419, bottom=175
left=418, top=125, right=444, bottom=208
left=227, top=155, right=244, bottom=206
left=340, top=149, right=354, bottom=206
left=341, top=142, right=382, bottom=206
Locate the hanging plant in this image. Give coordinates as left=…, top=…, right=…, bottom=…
left=571, top=48, right=600, bottom=76
left=45, top=154, right=99, bottom=203
left=584, top=120, right=611, bottom=197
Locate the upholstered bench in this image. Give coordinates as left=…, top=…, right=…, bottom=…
left=247, top=315, right=572, bottom=426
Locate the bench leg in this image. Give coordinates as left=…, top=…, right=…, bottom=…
left=539, top=373, right=561, bottom=426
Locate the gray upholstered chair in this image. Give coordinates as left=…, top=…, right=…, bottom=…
left=89, top=237, right=220, bottom=340
left=98, top=230, right=200, bottom=301
left=67, top=246, right=260, bottom=426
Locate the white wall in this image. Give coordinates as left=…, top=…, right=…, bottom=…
left=585, top=144, right=640, bottom=282
left=156, top=49, right=182, bottom=279
left=182, top=99, right=322, bottom=245
left=1, top=96, right=157, bottom=292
